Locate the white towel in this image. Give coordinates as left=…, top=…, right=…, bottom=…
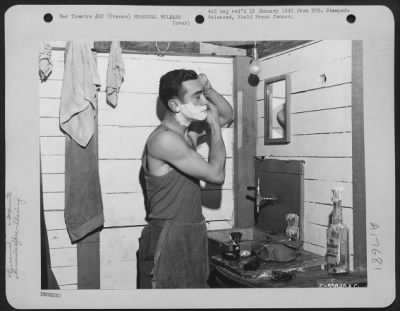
left=106, top=41, right=125, bottom=107
left=60, top=41, right=101, bottom=147
left=39, top=41, right=53, bottom=82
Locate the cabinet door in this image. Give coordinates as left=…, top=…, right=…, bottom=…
left=255, top=158, right=304, bottom=237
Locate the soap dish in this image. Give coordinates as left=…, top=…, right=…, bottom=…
left=222, top=251, right=238, bottom=261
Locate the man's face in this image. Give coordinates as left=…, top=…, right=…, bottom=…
left=178, top=79, right=208, bottom=122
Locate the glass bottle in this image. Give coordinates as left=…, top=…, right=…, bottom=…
left=326, top=187, right=350, bottom=274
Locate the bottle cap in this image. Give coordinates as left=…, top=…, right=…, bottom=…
left=331, top=187, right=344, bottom=202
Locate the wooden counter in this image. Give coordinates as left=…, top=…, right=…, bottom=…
left=208, top=250, right=367, bottom=288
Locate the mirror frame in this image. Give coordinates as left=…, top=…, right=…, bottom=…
left=264, top=74, right=291, bottom=145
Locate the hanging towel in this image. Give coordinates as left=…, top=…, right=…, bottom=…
left=39, top=41, right=53, bottom=82
left=60, top=41, right=101, bottom=147
left=106, top=41, right=125, bottom=107
left=64, top=119, right=104, bottom=243
left=62, top=43, right=104, bottom=243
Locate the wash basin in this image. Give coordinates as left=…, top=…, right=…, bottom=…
left=207, top=226, right=326, bottom=287
left=207, top=226, right=272, bottom=256
left=208, top=226, right=269, bottom=242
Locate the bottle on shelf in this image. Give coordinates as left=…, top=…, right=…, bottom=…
left=326, top=187, right=350, bottom=274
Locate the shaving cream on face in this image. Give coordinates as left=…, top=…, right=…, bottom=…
left=180, top=102, right=207, bottom=121
left=175, top=102, right=207, bottom=126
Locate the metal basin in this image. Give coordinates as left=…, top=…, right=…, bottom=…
left=207, top=227, right=269, bottom=256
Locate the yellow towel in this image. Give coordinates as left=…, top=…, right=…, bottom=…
left=60, top=41, right=101, bottom=147
left=106, top=41, right=125, bottom=107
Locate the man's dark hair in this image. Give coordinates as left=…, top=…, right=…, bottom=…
left=159, top=69, right=198, bottom=110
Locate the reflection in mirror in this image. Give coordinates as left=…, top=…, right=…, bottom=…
left=264, top=75, right=290, bottom=144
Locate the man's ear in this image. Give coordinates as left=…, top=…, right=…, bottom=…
left=168, top=99, right=180, bottom=113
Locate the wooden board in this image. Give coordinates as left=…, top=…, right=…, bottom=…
left=199, top=42, right=247, bottom=56
left=42, top=192, right=64, bottom=211
left=98, top=126, right=154, bottom=159
left=98, top=93, right=233, bottom=127
left=98, top=126, right=234, bottom=159
left=206, top=220, right=234, bottom=231
left=255, top=159, right=304, bottom=235
left=233, top=56, right=257, bottom=228
left=210, top=248, right=327, bottom=283
left=351, top=41, right=367, bottom=273
left=100, top=52, right=234, bottom=64
left=40, top=80, right=63, bottom=98
left=52, top=266, right=77, bottom=287
left=201, top=190, right=234, bottom=221
left=96, top=55, right=233, bottom=95
left=290, top=107, right=352, bottom=135
left=42, top=173, right=64, bottom=193
left=40, top=117, right=61, bottom=137
left=41, top=155, right=65, bottom=174
left=211, top=260, right=361, bottom=288
left=98, top=160, right=142, bottom=193
left=304, top=222, right=354, bottom=257
left=257, top=57, right=351, bottom=99
left=257, top=133, right=352, bottom=157
left=42, top=57, right=233, bottom=98
left=255, top=41, right=354, bottom=260
left=257, top=40, right=351, bottom=97
left=302, top=157, right=352, bottom=182
left=95, top=41, right=202, bottom=56
left=291, top=83, right=352, bottom=113
left=58, top=284, right=78, bottom=290
left=77, top=230, right=100, bottom=289
left=304, top=202, right=353, bottom=227
left=98, top=158, right=233, bottom=194
left=40, top=47, right=235, bottom=289
left=47, top=229, right=73, bottom=248
left=48, top=50, right=233, bottom=79
left=100, top=226, right=143, bottom=289
left=40, top=137, right=65, bottom=155
left=102, top=193, right=147, bottom=227
left=259, top=84, right=352, bottom=140
left=44, top=210, right=66, bottom=230
left=303, top=243, right=326, bottom=257
left=304, top=179, right=352, bottom=207
left=290, top=57, right=352, bottom=93
left=40, top=98, right=60, bottom=117
left=50, top=247, right=77, bottom=267
left=98, top=93, right=161, bottom=126
left=266, top=157, right=352, bottom=183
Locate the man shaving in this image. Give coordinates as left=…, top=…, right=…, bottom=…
left=138, top=69, right=233, bottom=288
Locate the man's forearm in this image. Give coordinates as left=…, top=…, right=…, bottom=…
left=208, top=122, right=226, bottom=183
left=204, top=88, right=234, bottom=127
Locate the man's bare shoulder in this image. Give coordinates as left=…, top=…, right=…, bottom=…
left=146, top=128, right=187, bottom=159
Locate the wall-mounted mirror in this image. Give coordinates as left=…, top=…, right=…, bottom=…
left=264, top=75, right=290, bottom=145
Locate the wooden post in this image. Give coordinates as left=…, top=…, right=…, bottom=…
left=76, top=44, right=102, bottom=289
left=77, top=230, right=101, bottom=289
left=352, top=40, right=367, bottom=274
left=233, top=56, right=257, bottom=228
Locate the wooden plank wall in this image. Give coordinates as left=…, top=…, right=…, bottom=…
left=40, top=47, right=76, bottom=290
left=255, top=41, right=354, bottom=270
left=40, top=43, right=234, bottom=289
